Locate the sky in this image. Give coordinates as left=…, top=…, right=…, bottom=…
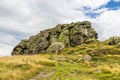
left=0, top=0, right=120, bottom=56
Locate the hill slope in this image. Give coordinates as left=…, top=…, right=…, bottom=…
left=1, top=37, right=120, bottom=80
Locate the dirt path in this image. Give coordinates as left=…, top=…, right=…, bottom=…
left=30, top=69, right=56, bottom=80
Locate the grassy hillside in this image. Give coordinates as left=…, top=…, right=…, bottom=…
left=61, top=40, right=120, bottom=55
left=0, top=41, right=120, bottom=80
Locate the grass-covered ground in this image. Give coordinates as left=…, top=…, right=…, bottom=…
left=0, top=41, right=120, bottom=80
left=0, top=54, right=120, bottom=80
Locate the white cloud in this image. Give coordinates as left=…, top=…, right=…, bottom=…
left=0, top=32, right=17, bottom=56
left=69, top=0, right=110, bottom=9
left=114, top=0, right=120, bottom=2
left=0, top=0, right=120, bottom=56
left=93, top=9, right=120, bottom=40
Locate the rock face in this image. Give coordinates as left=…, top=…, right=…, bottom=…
left=12, top=21, right=98, bottom=55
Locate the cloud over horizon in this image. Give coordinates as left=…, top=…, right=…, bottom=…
left=0, top=0, right=120, bottom=56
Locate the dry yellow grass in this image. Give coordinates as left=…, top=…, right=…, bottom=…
left=0, top=54, right=56, bottom=80
left=90, top=63, right=120, bottom=76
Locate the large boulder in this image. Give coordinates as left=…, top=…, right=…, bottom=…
left=107, top=36, right=120, bottom=45
left=47, top=42, right=65, bottom=53
left=12, top=21, right=98, bottom=55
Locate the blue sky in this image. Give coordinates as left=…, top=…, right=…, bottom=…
left=80, top=0, right=120, bottom=18
left=0, top=0, right=120, bottom=56
left=106, top=0, right=120, bottom=10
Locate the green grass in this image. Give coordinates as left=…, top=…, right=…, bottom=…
left=43, top=55, right=120, bottom=80
left=61, top=41, right=120, bottom=55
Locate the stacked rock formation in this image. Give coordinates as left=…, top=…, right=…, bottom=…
left=12, top=21, right=98, bottom=55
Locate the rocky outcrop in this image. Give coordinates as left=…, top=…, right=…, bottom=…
left=107, top=36, right=120, bottom=45
left=12, top=21, right=98, bottom=55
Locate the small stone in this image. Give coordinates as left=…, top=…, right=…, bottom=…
left=83, top=54, right=92, bottom=62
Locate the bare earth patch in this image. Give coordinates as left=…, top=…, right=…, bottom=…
left=30, top=69, right=56, bottom=80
